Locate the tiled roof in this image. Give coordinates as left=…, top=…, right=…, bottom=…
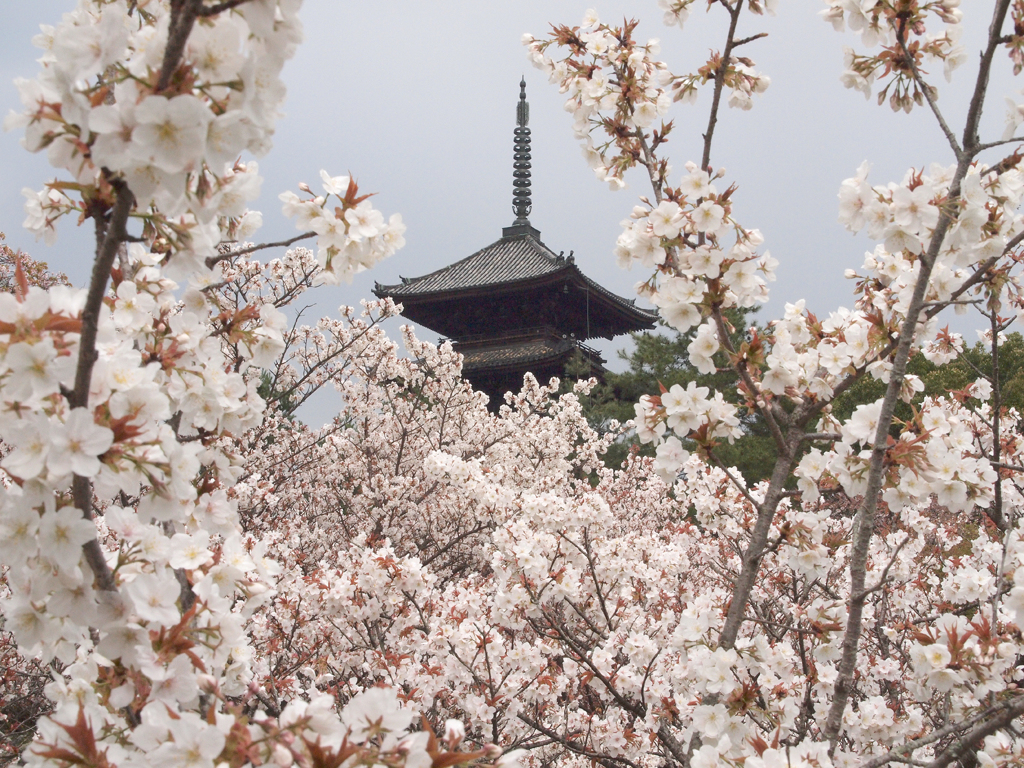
left=377, top=234, right=563, bottom=296
left=374, top=230, right=658, bottom=322
left=456, top=335, right=606, bottom=372
left=458, top=337, right=575, bottom=372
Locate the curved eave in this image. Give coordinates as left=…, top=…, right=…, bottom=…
left=459, top=340, right=576, bottom=375
left=461, top=343, right=607, bottom=379
left=373, top=232, right=562, bottom=298
left=375, top=263, right=657, bottom=333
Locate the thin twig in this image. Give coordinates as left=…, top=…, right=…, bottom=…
left=205, top=231, right=316, bottom=269
left=993, top=461, right=1024, bottom=472
left=926, top=696, right=1024, bottom=768
left=852, top=535, right=910, bottom=600
left=895, top=21, right=963, bottom=159
left=706, top=448, right=762, bottom=512
left=701, top=0, right=746, bottom=173
left=733, top=32, right=768, bottom=47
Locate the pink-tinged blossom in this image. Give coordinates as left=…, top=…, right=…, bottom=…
left=0, top=503, right=40, bottom=562
left=654, top=436, right=688, bottom=483
left=169, top=532, right=214, bottom=570
left=345, top=200, right=385, bottom=240
left=341, top=687, right=412, bottom=743
left=126, top=572, right=181, bottom=628
left=891, top=184, right=939, bottom=234
left=133, top=94, right=212, bottom=174
left=1, top=414, right=54, bottom=480
left=649, top=200, right=685, bottom=239
left=843, top=400, right=884, bottom=444
left=320, top=170, right=350, bottom=196
left=679, top=166, right=715, bottom=198
left=89, top=94, right=140, bottom=171
left=186, top=15, right=245, bottom=82
left=692, top=200, right=725, bottom=233
left=3, top=339, right=73, bottom=401
left=38, top=505, right=97, bottom=567
left=50, top=4, right=128, bottom=82
left=146, top=710, right=225, bottom=767
left=21, top=187, right=65, bottom=245
left=4, top=596, right=59, bottom=655
left=47, top=408, right=115, bottom=478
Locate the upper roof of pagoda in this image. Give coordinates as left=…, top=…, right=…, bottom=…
left=373, top=225, right=657, bottom=329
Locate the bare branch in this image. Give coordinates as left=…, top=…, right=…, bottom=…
left=733, top=32, right=768, bottom=47
left=702, top=0, right=746, bottom=172
left=706, top=447, right=762, bottom=512
left=717, top=430, right=803, bottom=650
left=206, top=231, right=316, bottom=269
left=926, top=696, right=1024, bottom=768
left=962, top=0, right=1014, bottom=150
left=157, top=0, right=201, bottom=91
left=852, top=535, right=910, bottom=600
left=824, top=120, right=973, bottom=753
left=895, top=21, right=963, bottom=159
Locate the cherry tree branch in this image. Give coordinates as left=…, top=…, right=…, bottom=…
left=158, top=0, right=201, bottom=91
left=73, top=178, right=133, bottom=593
left=198, top=0, right=251, bottom=16
left=706, top=447, right=762, bottom=512
left=855, top=696, right=1024, bottom=768
left=701, top=0, right=746, bottom=173
left=988, top=309, right=1006, bottom=530
left=823, top=157, right=967, bottom=752
left=963, top=0, right=1013, bottom=150
left=711, top=305, right=788, bottom=453
left=717, top=430, right=803, bottom=649
left=206, top=231, right=316, bottom=269
left=927, top=696, right=1024, bottom=768
left=894, top=22, right=963, bottom=159
left=515, top=714, right=641, bottom=768
left=822, top=2, right=1024, bottom=742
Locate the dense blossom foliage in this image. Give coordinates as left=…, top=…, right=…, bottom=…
left=5, top=1, right=1024, bottom=768
left=0, top=2, right=499, bottom=768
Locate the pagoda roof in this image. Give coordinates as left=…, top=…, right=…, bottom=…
left=373, top=226, right=658, bottom=328
left=459, top=336, right=578, bottom=373
left=457, top=327, right=607, bottom=373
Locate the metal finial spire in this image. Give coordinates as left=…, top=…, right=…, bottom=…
left=512, top=77, right=532, bottom=224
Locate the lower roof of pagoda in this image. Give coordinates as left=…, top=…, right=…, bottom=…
left=455, top=328, right=607, bottom=376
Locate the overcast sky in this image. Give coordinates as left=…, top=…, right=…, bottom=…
left=2, top=2, right=1019, bottom=406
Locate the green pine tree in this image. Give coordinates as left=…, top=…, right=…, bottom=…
left=566, top=309, right=776, bottom=482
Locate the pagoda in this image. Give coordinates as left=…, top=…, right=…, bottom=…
left=374, top=80, right=656, bottom=404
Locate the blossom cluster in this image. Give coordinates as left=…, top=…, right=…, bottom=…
left=280, top=170, right=406, bottom=285
left=523, top=2, right=1024, bottom=763
left=6, top=0, right=1024, bottom=767
left=225, top=337, right=1024, bottom=768
left=524, top=12, right=674, bottom=191
left=0, top=3, right=470, bottom=768
left=525, top=9, right=771, bottom=191
left=822, top=0, right=966, bottom=112
left=8, top=0, right=301, bottom=276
